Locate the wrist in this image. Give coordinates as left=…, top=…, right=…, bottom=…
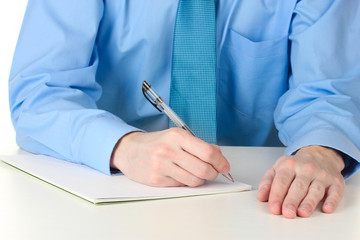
left=297, top=145, right=345, bottom=171
left=110, top=131, right=143, bottom=169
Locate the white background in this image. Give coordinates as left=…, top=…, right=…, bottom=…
left=0, top=1, right=27, bottom=154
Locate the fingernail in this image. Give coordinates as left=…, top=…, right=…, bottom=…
left=284, top=204, right=297, bottom=219
left=222, top=164, right=230, bottom=173
left=271, top=202, right=281, bottom=214
left=324, top=202, right=334, bottom=212
left=299, top=204, right=312, bottom=214
left=286, top=204, right=296, bottom=213
left=259, top=184, right=269, bottom=191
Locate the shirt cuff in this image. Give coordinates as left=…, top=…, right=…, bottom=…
left=76, top=114, right=141, bottom=175
left=284, top=128, right=360, bottom=179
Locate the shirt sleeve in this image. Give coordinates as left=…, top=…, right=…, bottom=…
left=274, top=0, right=360, bottom=178
left=9, top=0, right=140, bottom=175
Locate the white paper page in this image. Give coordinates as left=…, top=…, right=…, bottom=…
left=1, top=151, right=251, bottom=204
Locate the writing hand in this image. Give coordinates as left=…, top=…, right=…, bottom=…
left=257, top=145, right=345, bottom=218
left=110, top=128, right=231, bottom=187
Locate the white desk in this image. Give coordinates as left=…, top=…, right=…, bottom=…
left=1, top=147, right=359, bottom=240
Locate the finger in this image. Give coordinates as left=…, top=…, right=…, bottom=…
left=168, top=163, right=206, bottom=187
left=151, top=150, right=206, bottom=187
left=322, top=183, right=344, bottom=214
left=268, top=168, right=295, bottom=215
left=143, top=159, right=187, bottom=187
left=297, top=180, right=326, bottom=218
left=257, top=168, right=275, bottom=202
left=181, top=138, right=230, bottom=174
left=155, top=155, right=206, bottom=187
left=146, top=162, right=204, bottom=188
left=155, top=176, right=187, bottom=187
left=140, top=150, right=196, bottom=187
left=282, top=176, right=312, bottom=219
left=173, top=151, right=219, bottom=181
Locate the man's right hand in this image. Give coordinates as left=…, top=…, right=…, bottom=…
left=110, top=128, right=231, bottom=187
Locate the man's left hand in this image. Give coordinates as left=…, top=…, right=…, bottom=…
left=257, top=145, right=345, bottom=218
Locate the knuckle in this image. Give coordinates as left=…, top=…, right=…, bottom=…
left=150, top=159, right=164, bottom=172
left=197, top=166, right=210, bottom=179
left=148, top=175, right=163, bottom=187
left=198, top=165, right=216, bottom=180
left=303, top=199, right=317, bottom=209
left=303, top=163, right=317, bottom=176
left=274, top=168, right=293, bottom=184
left=275, top=157, right=296, bottom=171
left=187, top=176, right=205, bottom=187
left=293, top=180, right=307, bottom=192
left=317, top=169, right=330, bottom=181
left=329, top=191, right=341, bottom=200
left=166, top=128, right=184, bottom=139
left=202, top=146, right=217, bottom=161
left=283, top=198, right=297, bottom=207
left=309, top=183, right=324, bottom=195
left=153, top=143, right=172, bottom=159
left=277, top=176, right=290, bottom=187
left=282, top=157, right=297, bottom=168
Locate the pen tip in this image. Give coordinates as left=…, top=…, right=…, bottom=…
left=224, top=173, right=235, bottom=183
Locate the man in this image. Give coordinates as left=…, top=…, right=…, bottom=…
left=9, top=0, right=360, bottom=219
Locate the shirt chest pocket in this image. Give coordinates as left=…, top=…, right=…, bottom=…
left=218, top=29, right=289, bottom=118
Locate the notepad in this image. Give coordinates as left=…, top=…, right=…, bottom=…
left=0, top=150, right=251, bottom=204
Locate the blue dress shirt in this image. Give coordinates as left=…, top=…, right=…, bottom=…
left=9, top=0, right=360, bottom=177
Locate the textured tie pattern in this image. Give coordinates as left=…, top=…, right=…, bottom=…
left=169, top=0, right=217, bottom=144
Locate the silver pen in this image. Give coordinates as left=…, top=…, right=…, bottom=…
left=142, top=80, right=234, bottom=183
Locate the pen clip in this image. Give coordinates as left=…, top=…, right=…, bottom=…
left=142, top=80, right=162, bottom=112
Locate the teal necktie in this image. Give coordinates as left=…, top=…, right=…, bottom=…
left=170, top=0, right=217, bottom=144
